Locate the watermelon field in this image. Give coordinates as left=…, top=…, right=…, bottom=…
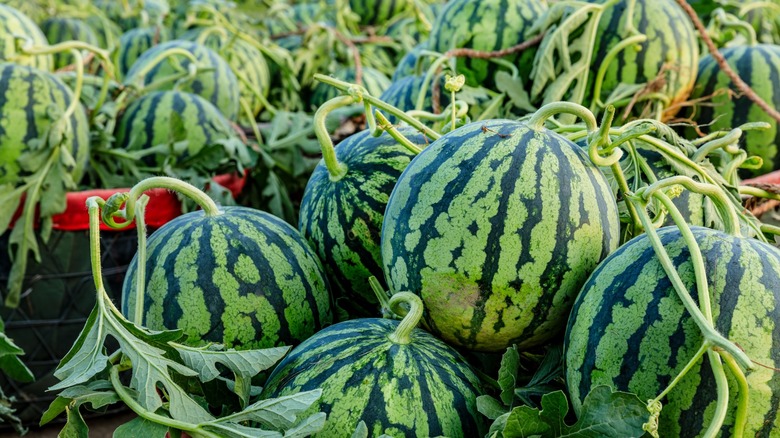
left=2, top=0, right=780, bottom=436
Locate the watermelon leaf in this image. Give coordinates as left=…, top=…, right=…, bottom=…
left=172, top=342, right=290, bottom=406
left=498, top=346, right=520, bottom=406
left=497, top=386, right=650, bottom=438
left=40, top=380, right=121, bottom=426
left=113, top=417, right=170, bottom=438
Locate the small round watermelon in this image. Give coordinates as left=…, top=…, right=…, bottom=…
left=299, top=128, right=428, bottom=317
left=122, top=206, right=334, bottom=350
left=565, top=226, right=780, bottom=437
left=261, top=292, right=487, bottom=437
left=124, top=39, right=241, bottom=120
left=0, top=4, right=52, bottom=70
left=114, top=90, right=238, bottom=166
left=116, top=26, right=169, bottom=78
left=0, top=63, right=89, bottom=185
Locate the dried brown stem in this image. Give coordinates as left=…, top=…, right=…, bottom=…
left=675, top=0, right=780, bottom=123
left=445, top=33, right=546, bottom=59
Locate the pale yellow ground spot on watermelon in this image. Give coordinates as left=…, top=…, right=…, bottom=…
left=145, top=225, right=193, bottom=329
left=210, top=220, right=280, bottom=348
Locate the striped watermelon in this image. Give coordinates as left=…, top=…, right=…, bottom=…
left=122, top=206, right=333, bottom=350
left=349, top=0, right=411, bottom=26
left=181, top=27, right=271, bottom=119
left=261, top=292, right=487, bottom=437
left=0, top=63, right=89, bottom=185
left=586, top=0, right=699, bottom=120
left=114, top=90, right=237, bottom=166
left=40, top=17, right=100, bottom=71
left=124, top=40, right=241, bottom=121
left=264, top=2, right=335, bottom=36
left=84, top=13, right=122, bottom=52
left=299, top=128, right=428, bottom=317
left=115, top=26, right=169, bottom=78
left=427, top=0, right=546, bottom=87
left=381, top=119, right=621, bottom=352
left=310, top=66, right=391, bottom=110
left=684, top=44, right=780, bottom=177
left=0, top=4, right=52, bottom=71
left=565, top=226, right=780, bottom=437
left=379, top=75, right=451, bottom=121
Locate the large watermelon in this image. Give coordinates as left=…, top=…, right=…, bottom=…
left=585, top=0, right=699, bottom=120
left=40, top=17, right=100, bottom=70
left=0, top=63, right=89, bottom=185
left=122, top=206, right=333, bottom=350
left=124, top=40, right=241, bottom=120
left=0, top=4, right=52, bottom=70
left=114, top=90, right=237, bottom=166
left=565, top=226, right=780, bottom=437
left=427, top=0, right=546, bottom=87
left=261, top=292, right=487, bottom=437
left=684, top=44, right=780, bottom=177
left=299, top=128, right=428, bottom=317
left=181, top=27, right=271, bottom=119
left=381, top=119, right=621, bottom=352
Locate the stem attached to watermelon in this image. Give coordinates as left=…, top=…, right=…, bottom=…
left=313, top=73, right=441, bottom=140
left=108, top=366, right=221, bottom=438
left=132, top=195, right=151, bottom=325
left=527, top=102, right=598, bottom=133
left=720, top=350, right=750, bottom=436
left=387, top=292, right=424, bottom=345
left=127, top=177, right=222, bottom=219
left=711, top=8, right=757, bottom=46
left=314, top=95, right=354, bottom=180
left=590, top=34, right=648, bottom=114
left=124, top=47, right=200, bottom=90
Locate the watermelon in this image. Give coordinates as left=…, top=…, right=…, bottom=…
left=349, top=0, right=411, bottom=26
left=0, top=63, right=89, bottom=185
left=114, top=90, right=237, bottom=166
left=585, top=0, right=699, bottom=120
left=299, top=128, right=428, bottom=317
left=381, top=119, right=621, bottom=352
left=684, top=44, right=780, bottom=177
left=40, top=17, right=100, bottom=70
left=0, top=4, right=52, bottom=71
left=565, top=226, right=780, bottom=437
left=264, top=2, right=335, bottom=36
left=427, top=0, right=546, bottom=87
left=310, top=66, right=391, bottom=109
left=181, top=27, right=271, bottom=119
left=261, top=292, right=487, bottom=437
left=116, top=26, right=169, bottom=78
left=84, top=13, right=122, bottom=52
left=122, top=206, right=333, bottom=350
left=124, top=40, right=241, bottom=121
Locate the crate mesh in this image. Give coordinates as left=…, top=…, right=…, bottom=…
left=0, top=228, right=141, bottom=426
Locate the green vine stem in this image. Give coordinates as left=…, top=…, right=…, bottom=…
left=702, top=350, right=729, bottom=438
left=721, top=350, right=750, bottom=436
left=314, top=73, right=441, bottom=141
left=101, top=177, right=222, bottom=230
left=625, top=194, right=754, bottom=371
left=387, top=292, right=424, bottom=345
left=711, top=8, right=758, bottom=46
left=133, top=195, right=150, bottom=325
left=638, top=177, right=740, bottom=236
left=691, top=128, right=742, bottom=162
left=123, top=47, right=200, bottom=90
left=374, top=111, right=423, bottom=154
left=415, top=52, right=452, bottom=112
left=314, top=95, right=355, bottom=180
left=369, top=276, right=394, bottom=318
left=652, top=343, right=710, bottom=404
left=590, top=34, right=648, bottom=112
left=109, top=366, right=221, bottom=438
left=527, top=101, right=599, bottom=133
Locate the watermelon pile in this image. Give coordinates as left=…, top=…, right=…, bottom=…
left=3, top=0, right=780, bottom=437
